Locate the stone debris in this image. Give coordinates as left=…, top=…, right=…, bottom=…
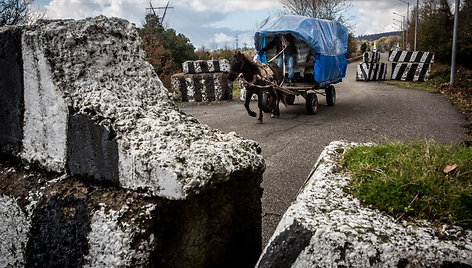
left=257, top=141, right=472, bottom=267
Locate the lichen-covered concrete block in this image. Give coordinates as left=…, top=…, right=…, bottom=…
left=5, top=16, right=259, bottom=200
left=257, top=141, right=472, bottom=267
left=182, top=59, right=230, bottom=74
left=171, top=72, right=233, bottom=102
left=0, top=159, right=263, bottom=267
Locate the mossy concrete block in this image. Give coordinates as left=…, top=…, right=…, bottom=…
left=257, top=141, right=472, bottom=267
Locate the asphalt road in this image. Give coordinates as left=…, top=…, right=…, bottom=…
left=180, top=57, right=468, bottom=249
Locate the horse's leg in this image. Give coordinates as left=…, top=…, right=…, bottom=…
left=245, top=88, right=257, bottom=117
left=270, top=89, right=281, bottom=118
left=257, top=90, right=263, bottom=124
left=274, top=90, right=281, bottom=117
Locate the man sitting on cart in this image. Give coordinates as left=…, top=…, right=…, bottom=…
left=260, top=33, right=297, bottom=86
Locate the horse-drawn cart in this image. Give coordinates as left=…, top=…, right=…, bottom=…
left=255, top=15, right=348, bottom=115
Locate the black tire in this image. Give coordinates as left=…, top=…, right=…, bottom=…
left=285, top=94, right=295, bottom=105
left=325, top=85, right=336, bottom=106
left=306, top=93, right=318, bottom=115
left=261, top=91, right=275, bottom=113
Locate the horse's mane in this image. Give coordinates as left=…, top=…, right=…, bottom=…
left=240, top=53, right=261, bottom=75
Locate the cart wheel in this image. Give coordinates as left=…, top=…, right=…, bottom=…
left=325, top=85, right=336, bottom=106
left=262, top=91, right=275, bottom=113
left=306, top=93, right=318, bottom=115
left=285, top=94, right=295, bottom=105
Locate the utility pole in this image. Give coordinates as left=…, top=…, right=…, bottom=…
left=450, top=0, right=460, bottom=86
left=397, top=0, right=409, bottom=50
left=415, top=0, right=419, bottom=51
left=235, top=34, right=239, bottom=50
left=146, top=1, right=174, bottom=25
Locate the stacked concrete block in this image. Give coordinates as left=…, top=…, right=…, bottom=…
left=256, top=141, right=472, bottom=267
left=356, top=62, right=387, bottom=81
left=182, top=59, right=230, bottom=74
left=389, top=51, right=434, bottom=81
left=0, top=16, right=264, bottom=267
left=171, top=72, right=232, bottom=102
left=363, top=51, right=381, bottom=63
left=356, top=52, right=387, bottom=81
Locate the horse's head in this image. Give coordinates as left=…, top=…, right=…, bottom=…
left=228, top=51, right=245, bottom=81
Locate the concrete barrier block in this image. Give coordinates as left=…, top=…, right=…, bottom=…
left=0, top=159, right=263, bottom=267
left=356, top=63, right=387, bottom=81
left=388, top=51, right=435, bottom=63
left=363, top=52, right=380, bottom=63
left=0, top=27, right=24, bottom=156
left=391, top=63, right=431, bottom=82
left=171, top=72, right=233, bottom=102
left=2, top=16, right=255, bottom=200
left=256, top=141, right=472, bottom=267
left=182, top=59, right=230, bottom=74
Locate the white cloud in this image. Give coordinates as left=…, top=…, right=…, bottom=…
left=174, top=0, right=282, bottom=14
left=214, top=32, right=234, bottom=44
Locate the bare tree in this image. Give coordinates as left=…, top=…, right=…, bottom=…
left=281, top=0, right=351, bottom=25
left=0, top=0, right=34, bottom=26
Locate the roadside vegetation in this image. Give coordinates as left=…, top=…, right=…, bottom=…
left=341, top=140, right=472, bottom=228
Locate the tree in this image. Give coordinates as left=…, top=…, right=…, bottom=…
left=0, top=0, right=33, bottom=26
left=280, top=0, right=351, bottom=25
left=138, top=13, right=197, bottom=88
left=347, top=32, right=358, bottom=58
left=417, top=0, right=454, bottom=63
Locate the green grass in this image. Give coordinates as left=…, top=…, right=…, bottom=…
left=384, top=80, right=437, bottom=92
left=341, top=140, right=472, bottom=228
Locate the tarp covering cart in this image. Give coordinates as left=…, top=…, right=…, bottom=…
left=255, top=15, right=348, bottom=114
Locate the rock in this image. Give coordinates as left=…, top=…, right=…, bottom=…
left=257, top=141, right=472, bottom=267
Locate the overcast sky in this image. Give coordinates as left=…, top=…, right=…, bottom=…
left=32, top=0, right=423, bottom=49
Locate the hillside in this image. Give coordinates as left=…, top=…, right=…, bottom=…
left=356, top=31, right=402, bottom=41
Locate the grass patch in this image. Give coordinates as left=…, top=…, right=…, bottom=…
left=341, top=140, right=472, bottom=228
left=384, top=80, right=437, bottom=92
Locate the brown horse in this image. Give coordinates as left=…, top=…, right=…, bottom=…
left=227, top=51, right=285, bottom=123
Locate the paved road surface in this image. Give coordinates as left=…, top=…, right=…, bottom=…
left=180, top=58, right=468, bottom=249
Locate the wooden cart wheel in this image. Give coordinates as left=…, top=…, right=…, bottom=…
left=306, top=93, right=318, bottom=115
left=325, top=85, right=336, bottom=106
left=285, top=94, right=295, bottom=105
left=262, top=91, right=275, bottom=113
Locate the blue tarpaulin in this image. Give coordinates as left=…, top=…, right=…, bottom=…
left=255, top=15, right=348, bottom=86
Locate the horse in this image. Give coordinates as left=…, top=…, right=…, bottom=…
left=227, top=51, right=285, bottom=124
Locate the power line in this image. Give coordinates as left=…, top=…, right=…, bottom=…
left=146, top=1, right=174, bottom=24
